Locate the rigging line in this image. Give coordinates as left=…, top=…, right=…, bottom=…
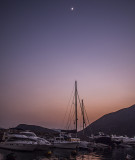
left=66, top=102, right=74, bottom=130
left=67, top=107, right=75, bottom=130
left=67, top=105, right=75, bottom=130
left=77, top=93, right=84, bottom=119
left=65, top=103, right=73, bottom=130
left=83, top=104, right=92, bottom=135
left=62, top=84, right=75, bottom=128
left=77, top=93, right=86, bottom=130
left=65, top=95, right=75, bottom=130
left=84, top=104, right=90, bottom=126
left=84, top=106, right=90, bottom=128
left=77, top=94, right=87, bottom=129
left=78, top=99, right=82, bottom=131
left=77, top=93, right=82, bottom=109
left=67, top=95, right=76, bottom=130
left=72, top=103, right=76, bottom=129
left=63, top=87, right=74, bottom=129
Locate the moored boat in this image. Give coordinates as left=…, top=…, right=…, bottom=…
left=0, top=134, right=37, bottom=151
left=0, top=131, right=52, bottom=151
left=123, top=137, right=135, bottom=145
left=19, top=131, right=52, bottom=150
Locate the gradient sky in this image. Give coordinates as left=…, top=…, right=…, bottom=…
left=0, top=0, right=135, bottom=129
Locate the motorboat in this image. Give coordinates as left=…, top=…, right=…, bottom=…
left=19, top=131, right=52, bottom=150
left=0, top=134, right=37, bottom=151
left=111, top=135, right=127, bottom=144
left=123, top=136, right=135, bottom=145
left=0, top=131, right=52, bottom=151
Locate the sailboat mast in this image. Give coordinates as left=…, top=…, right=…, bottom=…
left=82, top=99, right=85, bottom=134
left=75, top=81, right=78, bottom=133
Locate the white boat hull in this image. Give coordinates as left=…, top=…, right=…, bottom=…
left=0, top=131, right=52, bottom=151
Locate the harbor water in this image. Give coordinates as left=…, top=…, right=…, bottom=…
left=0, top=147, right=135, bottom=160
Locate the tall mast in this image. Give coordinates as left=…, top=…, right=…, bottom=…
left=82, top=99, right=85, bottom=134
left=75, top=81, right=78, bottom=133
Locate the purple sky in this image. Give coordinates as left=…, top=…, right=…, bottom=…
left=0, top=0, right=135, bottom=129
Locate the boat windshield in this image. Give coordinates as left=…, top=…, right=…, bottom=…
left=20, top=132, right=36, bottom=137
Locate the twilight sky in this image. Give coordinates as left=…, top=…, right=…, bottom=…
left=0, top=0, right=135, bottom=129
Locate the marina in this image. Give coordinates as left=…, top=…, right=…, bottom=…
left=1, top=0, right=135, bottom=159
left=0, top=81, right=135, bottom=159
left=1, top=129, right=135, bottom=159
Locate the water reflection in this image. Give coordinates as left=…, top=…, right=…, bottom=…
left=0, top=149, right=50, bottom=160
left=52, top=148, right=76, bottom=159
left=0, top=147, right=135, bottom=160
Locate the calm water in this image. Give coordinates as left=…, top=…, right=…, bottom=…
left=0, top=147, right=135, bottom=160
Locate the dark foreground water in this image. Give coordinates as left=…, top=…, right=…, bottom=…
left=0, top=147, right=135, bottom=160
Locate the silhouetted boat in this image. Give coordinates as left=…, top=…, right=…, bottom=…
left=0, top=131, right=51, bottom=151
left=51, top=81, right=81, bottom=149
left=0, top=134, right=37, bottom=151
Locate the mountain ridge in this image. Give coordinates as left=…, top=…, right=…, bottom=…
left=82, top=104, right=135, bottom=137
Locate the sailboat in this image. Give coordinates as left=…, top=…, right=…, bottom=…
left=52, top=81, right=80, bottom=149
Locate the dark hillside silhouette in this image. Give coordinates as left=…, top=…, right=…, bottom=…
left=80, top=104, right=135, bottom=137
